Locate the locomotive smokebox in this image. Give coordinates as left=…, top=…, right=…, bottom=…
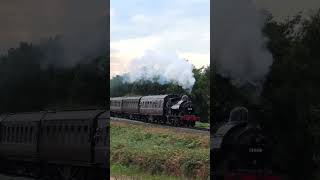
left=181, top=95, right=189, bottom=102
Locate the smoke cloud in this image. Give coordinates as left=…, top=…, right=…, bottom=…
left=0, top=0, right=108, bottom=67
left=212, top=0, right=273, bottom=88
left=123, top=50, right=196, bottom=90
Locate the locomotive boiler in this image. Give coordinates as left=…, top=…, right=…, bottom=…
left=110, top=94, right=200, bottom=127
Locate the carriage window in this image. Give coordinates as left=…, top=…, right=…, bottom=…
left=18, top=126, right=20, bottom=142
left=1, top=126, right=3, bottom=142
left=25, top=127, right=28, bottom=143
left=0, top=126, right=2, bottom=142
left=18, top=126, right=21, bottom=143
left=84, top=126, right=88, bottom=133
left=5, top=126, right=8, bottom=142
left=20, top=126, right=22, bottom=143
left=58, top=125, right=62, bottom=132
left=16, top=126, right=19, bottom=143
left=30, top=127, right=33, bottom=143
left=0, top=126, right=3, bottom=142
left=3, top=126, right=5, bottom=142
left=4, top=126, right=7, bottom=142
left=11, top=127, right=14, bottom=142
left=12, top=126, right=15, bottom=142
left=47, top=126, right=50, bottom=135
left=9, top=126, right=11, bottom=142
left=20, top=126, right=23, bottom=143
left=53, top=126, right=56, bottom=134
left=13, top=126, right=16, bottom=142
left=71, top=125, right=74, bottom=133
left=7, top=127, right=10, bottom=142
left=78, top=126, right=81, bottom=133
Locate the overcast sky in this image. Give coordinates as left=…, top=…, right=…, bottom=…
left=256, top=0, right=320, bottom=20
left=1, top=0, right=319, bottom=77
left=110, top=0, right=210, bottom=77
left=0, top=0, right=107, bottom=66
left=110, top=0, right=320, bottom=78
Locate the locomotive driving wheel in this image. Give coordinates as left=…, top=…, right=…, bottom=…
left=148, top=115, right=154, bottom=122
left=57, top=166, right=79, bottom=180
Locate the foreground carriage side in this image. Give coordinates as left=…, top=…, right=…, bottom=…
left=0, top=109, right=109, bottom=180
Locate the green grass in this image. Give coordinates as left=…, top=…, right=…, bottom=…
left=111, top=163, right=184, bottom=180
left=110, top=121, right=210, bottom=179
left=195, top=122, right=210, bottom=129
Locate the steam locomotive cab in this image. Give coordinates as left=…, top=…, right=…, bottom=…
left=170, top=95, right=193, bottom=114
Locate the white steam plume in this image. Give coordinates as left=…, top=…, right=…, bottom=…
left=123, top=50, right=196, bottom=90
left=213, top=0, right=273, bottom=88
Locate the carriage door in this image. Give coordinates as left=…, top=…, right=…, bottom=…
left=94, top=111, right=109, bottom=165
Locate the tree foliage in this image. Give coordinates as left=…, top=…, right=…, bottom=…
left=0, top=40, right=108, bottom=113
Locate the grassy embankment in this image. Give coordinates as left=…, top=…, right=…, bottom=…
left=110, top=121, right=210, bottom=179
left=195, top=121, right=210, bottom=129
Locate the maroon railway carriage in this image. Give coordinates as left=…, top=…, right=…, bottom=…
left=110, top=97, right=123, bottom=117
left=0, top=109, right=109, bottom=180
left=122, top=96, right=142, bottom=119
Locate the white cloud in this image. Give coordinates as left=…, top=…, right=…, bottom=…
left=110, top=3, right=210, bottom=77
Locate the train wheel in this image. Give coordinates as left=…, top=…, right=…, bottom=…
left=174, top=119, right=180, bottom=126
left=56, top=165, right=81, bottom=180
left=148, top=115, right=153, bottom=122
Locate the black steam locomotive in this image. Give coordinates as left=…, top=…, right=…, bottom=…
left=110, top=94, right=200, bottom=127
left=212, top=107, right=282, bottom=180
left=0, top=109, right=109, bottom=180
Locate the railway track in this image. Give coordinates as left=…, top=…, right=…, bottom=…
left=110, top=117, right=210, bottom=135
